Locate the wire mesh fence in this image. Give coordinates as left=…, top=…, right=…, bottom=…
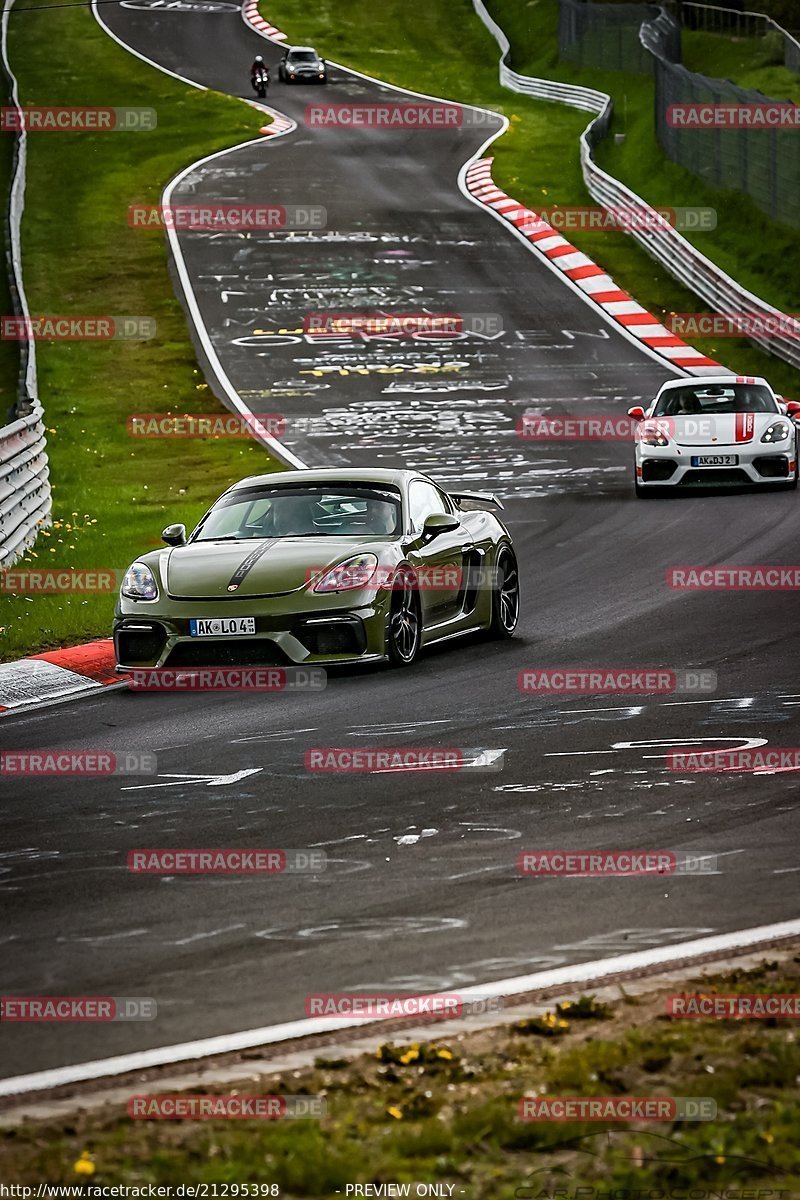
left=680, top=2, right=800, bottom=73
left=559, top=0, right=662, bottom=72
left=645, top=7, right=800, bottom=228
left=557, top=0, right=800, bottom=228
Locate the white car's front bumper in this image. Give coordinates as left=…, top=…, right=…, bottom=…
left=635, top=440, right=797, bottom=487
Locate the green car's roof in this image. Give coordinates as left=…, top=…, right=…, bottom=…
left=229, top=468, right=424, bottom=491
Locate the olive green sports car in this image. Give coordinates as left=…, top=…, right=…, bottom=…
left=113, top=467, right=519, bottom=670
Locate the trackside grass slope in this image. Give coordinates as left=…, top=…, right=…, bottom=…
left=1, top=956, right=799, bottom=1193
left=0, top=1, right=279, bottom=661
left=259, top=0, right=800, bottom=399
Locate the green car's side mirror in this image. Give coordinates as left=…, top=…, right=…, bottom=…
left=422, top=512, right=459, bottom=540
left=161, top=523, right=187, bottom=547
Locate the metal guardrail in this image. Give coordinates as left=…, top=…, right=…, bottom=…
left=0, top=0, right=51, bottom=567
left=473, top=0, right=800, bottom=374
left=0, top=403, right=50, bottom=565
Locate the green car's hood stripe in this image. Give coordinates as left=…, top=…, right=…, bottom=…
left=225, top=539, right=277, bottom=592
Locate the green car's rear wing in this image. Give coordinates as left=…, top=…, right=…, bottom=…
left=448, top=490, right=505, bottom=512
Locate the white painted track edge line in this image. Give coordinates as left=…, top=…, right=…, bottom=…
left=161, top=138, right=305, bottom=471
left=89, top=1, right=305, bottom=470
left=2, top=918, right=798, bottom=1098
left=0, top=679, right=130, bottom=720
left=91, top=0, right=206, bottom=89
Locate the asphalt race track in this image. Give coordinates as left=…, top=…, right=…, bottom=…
left=1, top=1, right=799, bottom=1082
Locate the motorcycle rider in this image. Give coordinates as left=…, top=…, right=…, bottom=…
left=250, top=54, right=269, bottom=88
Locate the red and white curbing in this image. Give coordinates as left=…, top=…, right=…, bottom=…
left=241, top=0, right=287, bottom=43
left=465, top=158, right=725, bottom=377
left=259, top=108, right=294, bottom=137
left=242, top=97, right=296, bottom=137
left=0, top=640, right=123, bottom=714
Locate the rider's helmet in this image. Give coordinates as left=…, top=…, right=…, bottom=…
left=254, top=55, right=264, bottom=63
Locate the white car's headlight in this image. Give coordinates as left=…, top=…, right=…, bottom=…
left=121, top=562, right=159, bottom=600
left=638, top=423, right=670, bottom=447
left=761, top=421, right=791, bottom=443
left=313, top=554, right=378, bottom=593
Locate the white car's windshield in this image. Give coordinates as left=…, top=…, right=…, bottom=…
left=289, top=50, right=317, bottom=62
left=653, top=383, right=778, bottom=417
left=193, top=485, right=401, bottom=541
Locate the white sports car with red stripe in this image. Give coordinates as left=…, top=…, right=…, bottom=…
left=628, top=376, right=800, bottom=494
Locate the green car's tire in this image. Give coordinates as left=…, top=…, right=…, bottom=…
left=488, top=545, right=520, bottom=639
left=386, top=567, right=422, bottom=667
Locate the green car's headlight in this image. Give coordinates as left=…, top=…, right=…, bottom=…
left=121, top=562, right=159, bottom=600
left=313, top=553, right=379, bottom=593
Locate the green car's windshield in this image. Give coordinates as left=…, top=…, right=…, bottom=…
left=193, top=485, right=402, bottom=541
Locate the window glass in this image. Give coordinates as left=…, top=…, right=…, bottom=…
left=193, top=485, right=401, bottom=541
left=408, top=481, right=449, bottom=532
left=653, top=383, right=777, bottom=416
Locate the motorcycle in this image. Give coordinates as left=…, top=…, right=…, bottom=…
left=252, top=67, right=269, bottom=99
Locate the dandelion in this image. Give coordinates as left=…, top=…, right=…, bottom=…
left=73, top=1150, right=95, bottom=1176
left=387, top=1106, right=403, bottom=1120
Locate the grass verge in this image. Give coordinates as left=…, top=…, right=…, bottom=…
left=259, top=0, right=800, bottom=401
left=2, top=955, right=799, bottom=1192
left=0, top=1, right=279, bottom=662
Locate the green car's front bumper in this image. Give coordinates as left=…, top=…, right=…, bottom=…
left=113, top=590, right=391, bottom=670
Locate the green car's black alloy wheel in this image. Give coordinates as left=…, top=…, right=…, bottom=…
left=490, top=545, right=520, bottom=638
left=387, top=568, right=421, bottom=666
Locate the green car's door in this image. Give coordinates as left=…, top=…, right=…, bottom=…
left=405, top=479, right=472, bottom=627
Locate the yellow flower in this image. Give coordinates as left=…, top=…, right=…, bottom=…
left=715, top=1156, right=725, bottom=1165
left=761, top=1132, right=775, bottom=1144
left=399, top=1049, right=419, bottom=1064
left=73, top=1151, right=95, bottom=1176
left=387, top=1106, right=403, bottom=1120
left=436, top=1048, right=453, bottom=1060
